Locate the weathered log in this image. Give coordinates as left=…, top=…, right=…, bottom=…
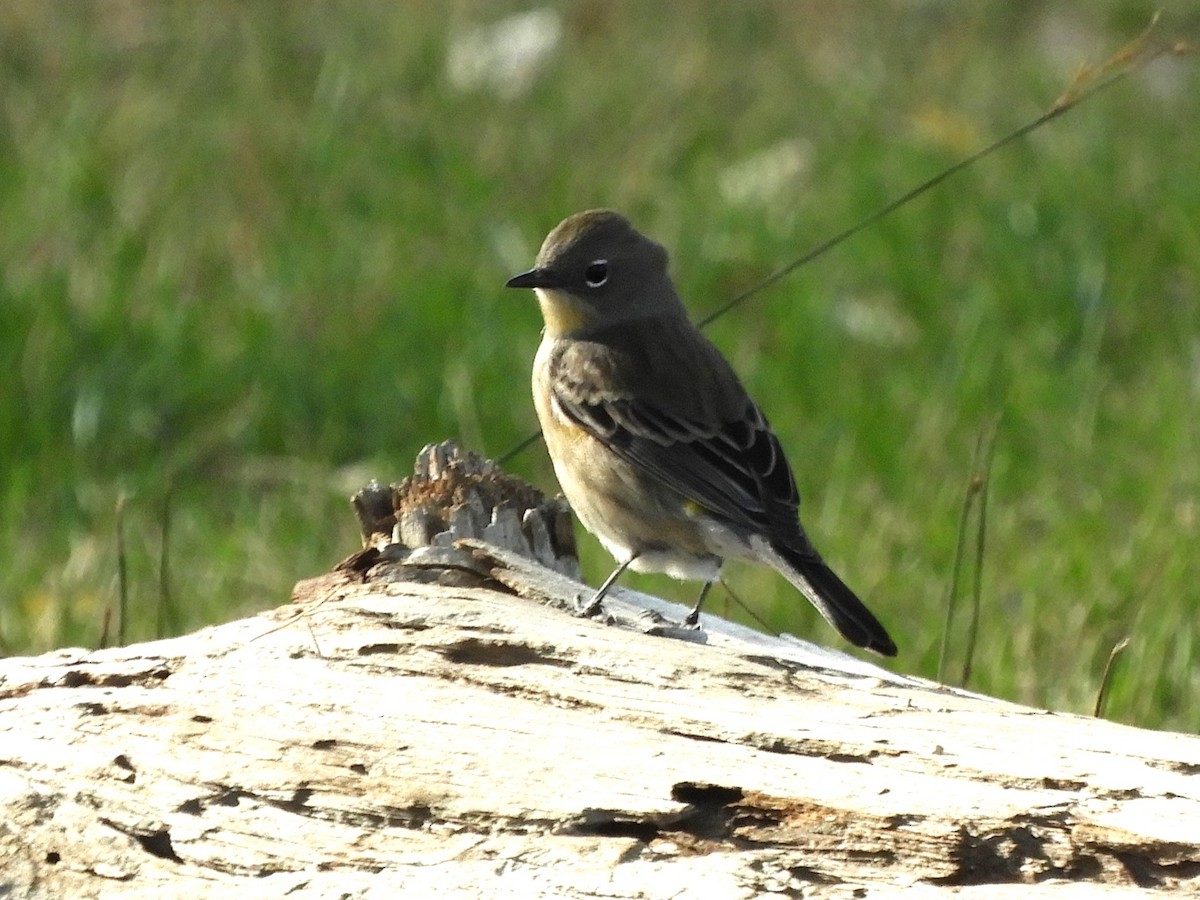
left=1, top=443, right=1197, bottom=898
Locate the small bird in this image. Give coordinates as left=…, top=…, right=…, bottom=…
left=506, top=210, right=896, bottom=656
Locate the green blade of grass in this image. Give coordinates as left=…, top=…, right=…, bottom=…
left=1094, top=636, right=1131, bottom=718
left=961, top=416, right=999, bottom=688
left=116, top=493, right=129, bottom=648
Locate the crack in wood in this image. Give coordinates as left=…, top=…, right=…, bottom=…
left=566, top=782, right=1197, bottom=889
left=661, top=726, right=893, bottom=767
left=1147, top=758, right=1200, bottom=776
left=356, top=643, right=404, bottom=656
left=57, top=666, right=174, bottom=690
left=933, top=820, right=1100, bottom=886
left=100, top=818, right=181, bottom=864
left=438, top=637, right=571, bottom=669
left=565, top=782, right=914, bottom=867
left=1112, top=853, right=1200, bottom=889
left=192, top=783, right=440, bottom=833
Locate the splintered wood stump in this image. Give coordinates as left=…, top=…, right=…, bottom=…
left=1, top=442, right=1198, bottom=898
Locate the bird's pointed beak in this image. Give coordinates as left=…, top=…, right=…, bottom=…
left=505, top=267, right=554, bottom=289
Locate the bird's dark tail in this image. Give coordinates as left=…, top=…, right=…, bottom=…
left=766, top=540, right=897, bottom=657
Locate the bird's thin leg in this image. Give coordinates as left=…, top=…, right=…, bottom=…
left=684, top=580, right=715, bottom=628
left=580, top=554, right=639, bottom=617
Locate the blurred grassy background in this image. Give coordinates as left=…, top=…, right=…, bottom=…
left=1, top=1, right=1197, bottom=731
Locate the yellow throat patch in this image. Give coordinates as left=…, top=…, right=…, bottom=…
left=536, top=288, right=589, bottom=337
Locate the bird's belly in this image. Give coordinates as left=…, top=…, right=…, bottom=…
left=533, top=359, right=740, bottom=582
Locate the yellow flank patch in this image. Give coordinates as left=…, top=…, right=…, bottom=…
left=548, top=413, right=588, bottom=443
left=683, top=500, right=706, bottom=518
left=537, top=288, right=589, bottom=336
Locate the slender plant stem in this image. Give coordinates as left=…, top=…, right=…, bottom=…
left=157, top=489, right=174, bottom=640
left=115, top=494, right=129, bottom=647
left=961, top=417, right=999, bottom=687
left=938, top=438, right=983, bottom=683
left=1094, top=637, right=1131, bottom=718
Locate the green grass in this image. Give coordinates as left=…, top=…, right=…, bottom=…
left=1, top=2, right=1197, bottom=731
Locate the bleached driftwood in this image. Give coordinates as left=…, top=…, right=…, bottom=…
left=1, top=442, right=1197, bottom=898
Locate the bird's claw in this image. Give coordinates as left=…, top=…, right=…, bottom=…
left=576, top=593, right=606, bottom=619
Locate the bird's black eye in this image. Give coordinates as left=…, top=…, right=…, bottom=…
left=584, top=260, right=608, bottom=288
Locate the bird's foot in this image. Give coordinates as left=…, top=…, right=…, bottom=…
left=576, top=592, right=606, bottom=619
left=683, top=581, right=712, bottom=629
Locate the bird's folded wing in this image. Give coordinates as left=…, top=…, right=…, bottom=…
left=554, top=388, right=803, bottom=539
